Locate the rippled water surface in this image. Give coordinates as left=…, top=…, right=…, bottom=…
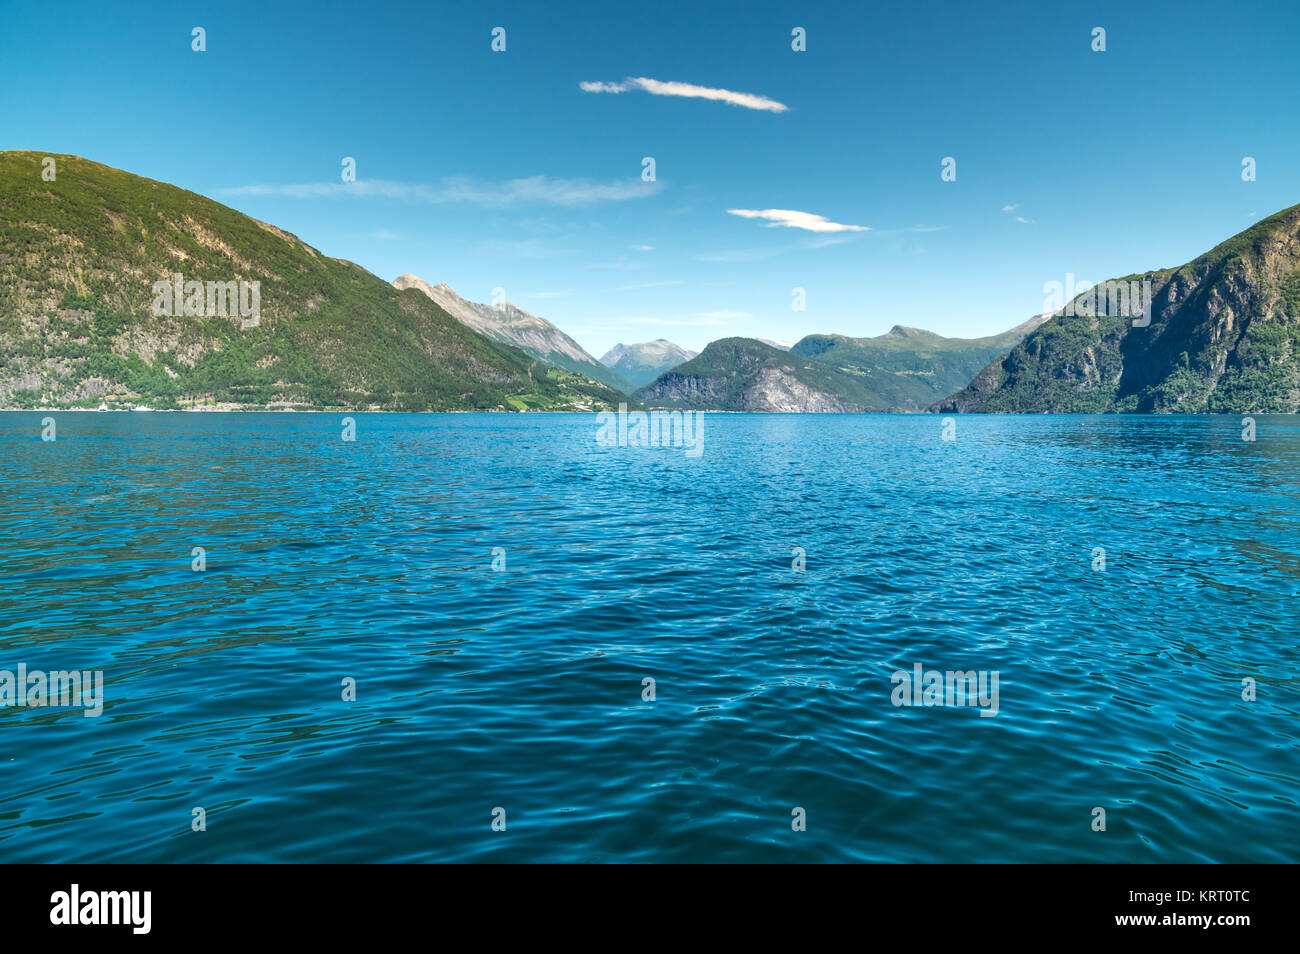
left=1, top=412, right=1297, bottom=863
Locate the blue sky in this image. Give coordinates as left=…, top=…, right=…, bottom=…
left=3, top=0, right=1298, bottom=357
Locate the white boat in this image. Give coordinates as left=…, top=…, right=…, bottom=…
left=131, top=405, right=153, bottom=412
left=97, top=402, right=108, bottom=412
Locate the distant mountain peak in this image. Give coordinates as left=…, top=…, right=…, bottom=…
left=393, top=274, right=634, bottom=393
left=598, top=339, right=697, bottom=387
left=886, top=324, right=937, bottom=338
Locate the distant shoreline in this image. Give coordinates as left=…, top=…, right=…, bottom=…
left=0, top=407, right=1289, bottom=416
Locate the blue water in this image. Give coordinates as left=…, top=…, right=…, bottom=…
left=0, top=412, right=1297, bottom=863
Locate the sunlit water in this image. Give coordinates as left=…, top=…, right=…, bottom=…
left=0, top=411, right=1296, bottom=862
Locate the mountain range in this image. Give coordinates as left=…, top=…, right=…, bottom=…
left=634, top=317, right=1048, bottom=412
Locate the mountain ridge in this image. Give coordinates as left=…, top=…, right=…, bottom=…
left=0, top=151, right=625, bottom=411
left=636, top=317, right=1050, bottom=412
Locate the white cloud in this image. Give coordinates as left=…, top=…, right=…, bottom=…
left=580, top=77, right=789, bottom=113
left=579, top=81, right=629, bottom=94
left=220, top=175, right=660, bottom=207
left=632, top=244, right=654, bottom=251
left=806, top=235, right=858, bottom=249
left=726, top=208, right=868, bottom=233
left=1001, top=204, right=1019, bottom=212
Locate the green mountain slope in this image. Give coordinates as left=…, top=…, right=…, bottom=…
left=635, top=317, right=1047, bottom=412
left=936, top=204, right=1300, bottom=413
left=788, top=317, right=1048, bottom=410
left=0, top=151, right=625, bottom=410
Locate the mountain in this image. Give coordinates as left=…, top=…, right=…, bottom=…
left=635, top=338, right=865, bottom=411
left=393, top=275, right=634, bottom=393
left=789, top=317, right=1049, bottom=408
left=757, top=338, right=794, bottom=351
left=0, top=151, right=626, bottom=411
left=937, top=205, right=1300, bottom=413
left=598, top=339, right=697, bottom=387
left=635, top=317, right=1048, bottom=412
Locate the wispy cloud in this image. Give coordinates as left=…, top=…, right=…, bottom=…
left=631, top=244, right=654, bottom=252
left=698, top=248, right=785, bottom=264
left=619, top=314, right=744, bottom=328
left=219, top=175, right=660, bottom=207
left=580, top=77, right=789, bottom=113
left=806, top=235, right=858, bottom=249
left=727, top=208, right=868, bottom=233
left=863, top=224, right=946, bottom=237
left=581, top=258, right=650, bottom=270
left=1001, top=204, right=1019, bottom=212
left=615, top=279, right=684, bottom=291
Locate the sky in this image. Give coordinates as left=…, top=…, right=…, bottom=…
left=3, top=0, right=1299, bottom=358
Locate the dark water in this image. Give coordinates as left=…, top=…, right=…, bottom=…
left=1, top=411, right=1297, bottom=863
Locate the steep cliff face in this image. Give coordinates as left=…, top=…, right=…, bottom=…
left=937, top=205, right=1300, bottom=413
left=742, top=367, right=859, bottom=411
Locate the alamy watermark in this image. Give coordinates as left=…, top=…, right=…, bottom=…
left=1, top=663, right=104, bottom=717
left=152, top=272, right=261, bottom=329
left=596, top=403, right=704, bottom=458
left=891, top=663, right=1000, bottom=717
left=1043, top=273, right=1152, bottom=328
left=50, top=885, right=150, bottom=934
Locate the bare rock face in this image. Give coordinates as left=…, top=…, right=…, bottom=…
left=742, top=368, right=855, bottom=412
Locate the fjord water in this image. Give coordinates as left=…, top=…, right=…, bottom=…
left=1, top=412, right=1297, bottom=864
